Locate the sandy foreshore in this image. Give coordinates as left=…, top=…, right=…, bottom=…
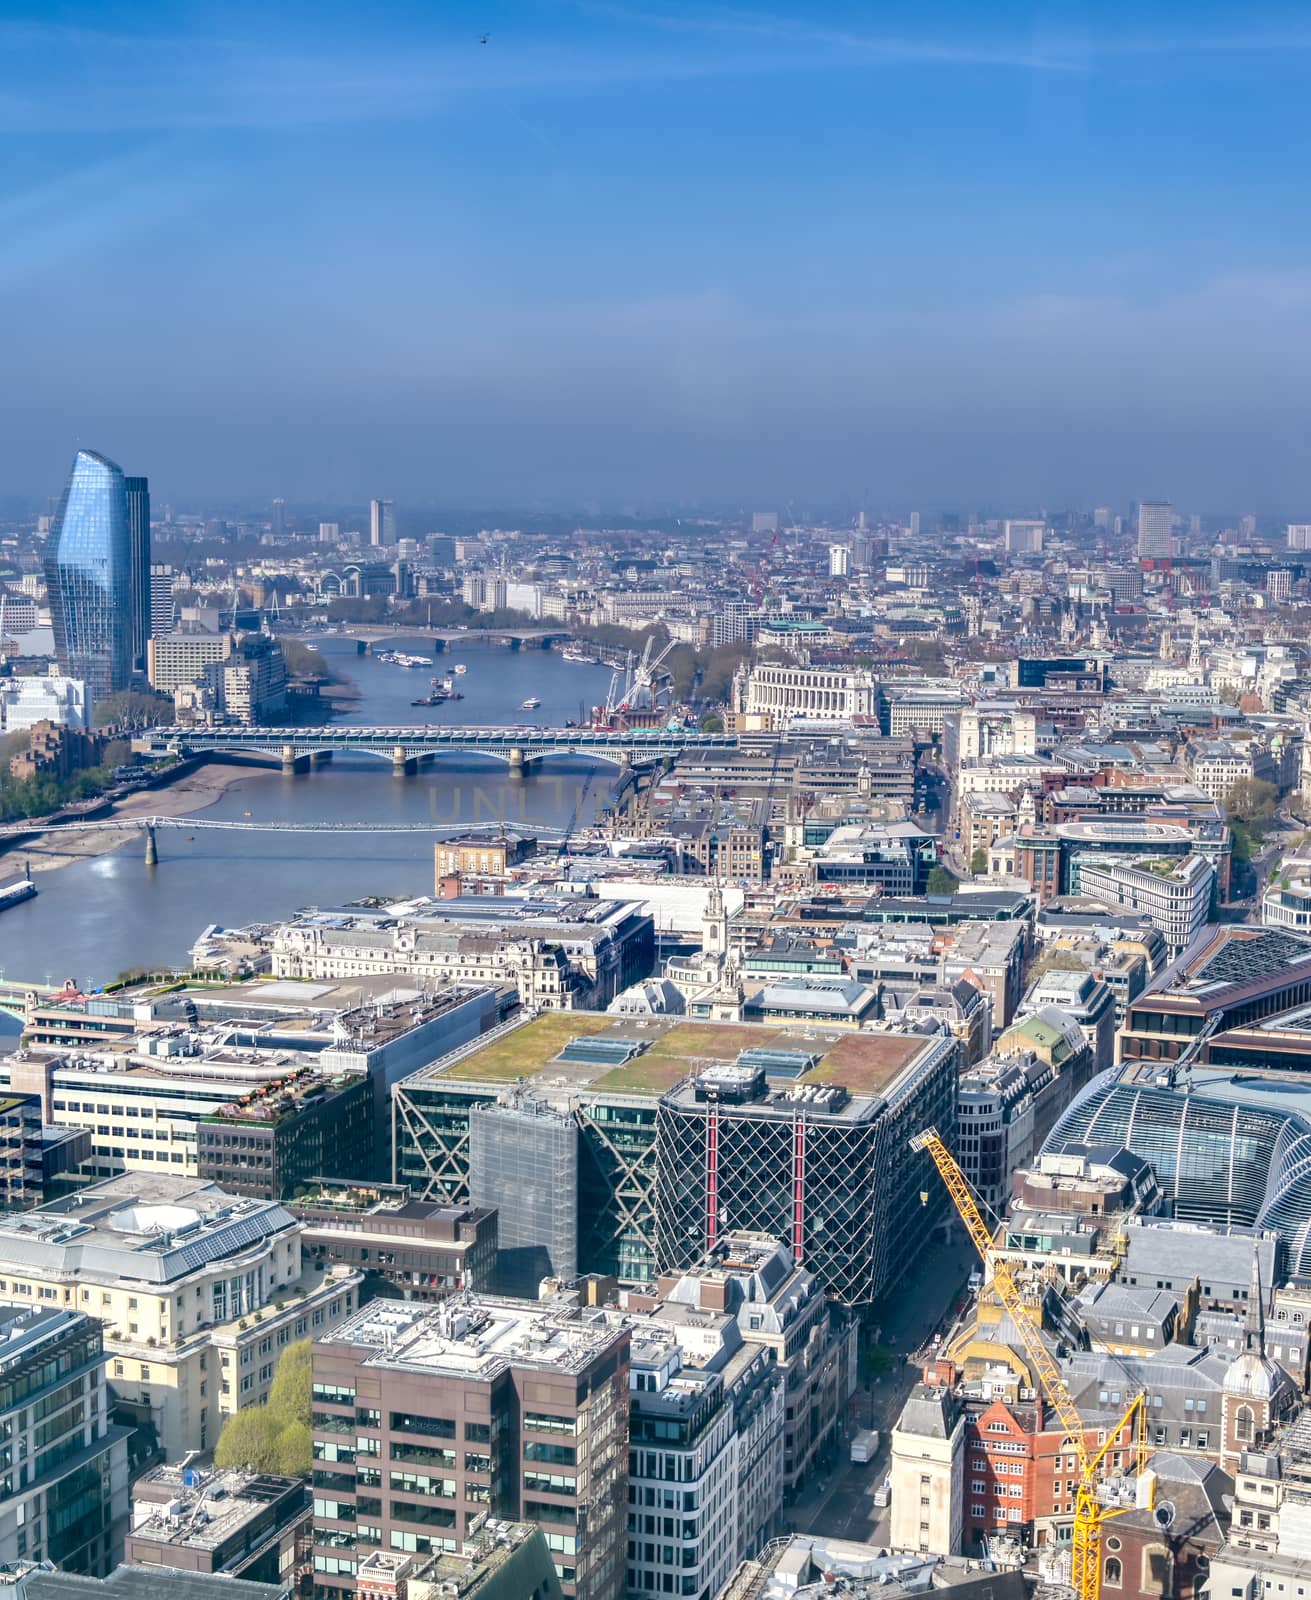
left=7, top=761, right=263, bottom=875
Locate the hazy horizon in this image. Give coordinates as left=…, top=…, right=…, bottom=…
left=6, top=0, right=1311, bottom=512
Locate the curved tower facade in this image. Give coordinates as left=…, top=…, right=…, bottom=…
left=44, top=449, right=132, bottom=703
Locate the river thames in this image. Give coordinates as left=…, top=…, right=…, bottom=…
left=0, top=636, right=616, bottom=987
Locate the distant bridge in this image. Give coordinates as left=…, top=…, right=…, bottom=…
left=287, top=627, right=572, bottom=650
left=133, top=724, right=736, bottom=772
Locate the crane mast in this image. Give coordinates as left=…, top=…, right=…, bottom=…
left=909, top=1128, right=1150, bottom=1600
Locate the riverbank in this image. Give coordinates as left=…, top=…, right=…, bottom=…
left=10, top=761, right=260, bottom=875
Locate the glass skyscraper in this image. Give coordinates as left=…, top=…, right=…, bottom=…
left=45, top=449, right=132, bottom=704
left=125, top=475, right=151, bottom=672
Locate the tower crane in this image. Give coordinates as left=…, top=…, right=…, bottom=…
left=909, top=1128, right=1151, bottom=1600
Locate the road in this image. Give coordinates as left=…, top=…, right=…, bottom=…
left=788, top=1230, right=978, bottom=1545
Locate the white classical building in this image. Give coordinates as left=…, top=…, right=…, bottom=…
left=734, top=662, right=877, bottom=721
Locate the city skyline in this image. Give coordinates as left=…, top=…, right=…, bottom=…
left=4, top=0, right=1311, bottom=508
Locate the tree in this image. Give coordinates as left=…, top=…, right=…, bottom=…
left=214, top=1407, right=280, bottom=1472
left=214, top=1339, right=312, bottom=1474
left=700, top=713, right=724, bottom=733
left=268, top=1339, right=311, bottom=1426
left=1224, top=777, right=1278, bottom=825
left=926, top=865, right=959, bottom=896
left=92, top=689, right=173, bottom=730
left=969, top=846, right=988, bottom=876
left=271, top=1420, right=312, bottom=1476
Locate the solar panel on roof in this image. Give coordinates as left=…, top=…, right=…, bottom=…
left=556, top=1038, right=648, bottom=1066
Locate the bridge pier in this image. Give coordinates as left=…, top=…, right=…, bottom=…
left=282, top=745, right=310, bottom=774
left=144, top=823, right=158, bottom=867
left=507, top=746, right=533, bottom=775
left=392, top=746, right=416, bottom=776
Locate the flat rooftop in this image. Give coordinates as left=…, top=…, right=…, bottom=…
left=324, top=1295, right=625, bottom=1380
left=132, top=1466, right=303, bottom=1552
left=424, top=1012, right=931, bottom=1100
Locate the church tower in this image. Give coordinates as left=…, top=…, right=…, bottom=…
left=1220, top=1245, right=1297, bottom=1472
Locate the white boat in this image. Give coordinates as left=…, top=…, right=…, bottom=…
left=0, top=878, right=36, bottom=912
left=452, top=664, right=468, bottom=675
left=562, top=645, right=597, bottom=665
left=521, top=696, right=542, bottom=710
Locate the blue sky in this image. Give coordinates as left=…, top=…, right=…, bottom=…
left=5, top=0, right=1311, bottom=513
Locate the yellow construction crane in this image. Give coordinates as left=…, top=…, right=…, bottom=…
left=910, top=1127, right=1151, bottom=1600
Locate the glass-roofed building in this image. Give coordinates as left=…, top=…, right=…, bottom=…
left=1046, top=1063, right=1311, bottom=1278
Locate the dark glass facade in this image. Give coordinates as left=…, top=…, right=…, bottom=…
left=45, top=449, right=132, bottom=703
left=125, top=475, right=151, bottom=671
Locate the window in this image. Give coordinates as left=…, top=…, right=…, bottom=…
left=1104, top=1558, right=1122, bottom=1587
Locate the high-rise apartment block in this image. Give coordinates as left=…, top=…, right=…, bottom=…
left=124, top=476, right=150, bottom=672
left=370, top=499, right=397, bottom=547
left=311, top=1298, right=630, bottom=1600
left=828, top=544, right=850, bottom=577
left=45, top=450, right=133, bottom=704
left=319, top=522, right=341, bottom=543
left=1288, top=524, right=1311, bottom=551
left=271, top=497, right=286, bottom=537
left=149, top=562, right=176, bottom=637
left=1137, top=500, right=1175, bottom=558
left=1003, top=519, right=1044, bottom=554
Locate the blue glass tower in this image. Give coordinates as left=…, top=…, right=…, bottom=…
left=45, top=450, right=132, bottom=704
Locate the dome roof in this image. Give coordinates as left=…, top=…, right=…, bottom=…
left=1224, top=1349, right=1291, bottom=1401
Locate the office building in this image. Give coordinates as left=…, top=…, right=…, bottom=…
left=292, top=1182, right=498, bottom=1300
left=654, top=1035, right=960, bottom=1308
left=1137, top=500, right=1175, bottom=558
left=270, top=896, right=654, bottom=1012
left=126, top=1465, right=307, bottom=1584
left=271, top=498, right=285, bottom=538
left=125, top=476, right=150, bottom=673
left=394, top=1013, right=958, bottom=1302
left=311, top=1297, right=630, bottom=1600
left=648, top=1232, right=854, bottom=1498
left=196, top=1067, right=371, bottom=1200
left=148, top=629, right=233, bottom=694
left=735, top=662, right=877, bottom=721
left=890, top=1385, right=965, bottom=1555
left=0, top=1173, right=360, bottom=1459
left=45, top=449, right=133, bottom=703
left=353, top=1525, right=564, bottom=1600
left=468, top=1099, right=577, bottom=1291
left=0, top=1304, right=131, bottom=1574
left=13, top=1568, right=286, bottom=1600
left=1073, top=852, right=1214, bottom=955
left=370, top=499, right=396, bottom=547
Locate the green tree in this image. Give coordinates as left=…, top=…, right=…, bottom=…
left=214, top=1340, right=312, bottom=1474
left=271, top=1420, right=312, bottom=1477
left=1224, top=777, right=1278, bottom=825
left=926, top=865, right=960, bottom=896
left=268, top=1339, right=312, bottom=1426
left=700, top=713, right=725, bottom=733
left=969, top=846, right=988, bottom=876
left=214, top=1407, right=280, bottom=1472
